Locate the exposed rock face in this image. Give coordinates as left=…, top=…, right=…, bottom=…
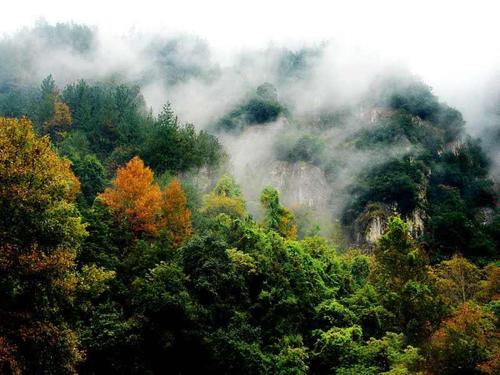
left=266, top=161, right=332, bottom=210
left=438, top=138, right=464, bottom=156
left=353, top=203, right=393, bottom=245
left=476, top=207, right=495, bottom=226
left=365, top=215, right=384, bottom=243
left=237, top=159, right=333, bottom=223
left=353, top=203, right=425, bottom=247
left=361, top=107, right=395, bottom=124
left=407, top=208, right=425, bottom=238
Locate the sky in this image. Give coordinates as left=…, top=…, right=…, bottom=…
left=2, top=0, right=500, bottom=128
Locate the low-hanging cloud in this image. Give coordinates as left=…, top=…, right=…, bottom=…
left=1, top=21, right=498, bottom=230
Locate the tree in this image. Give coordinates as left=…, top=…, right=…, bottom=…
left=38, top=75, right=57, bottom=125
left=71, top=154, right=107, bottom=207
left=260, top=186, right=297, bottom=239
left=312, top=330, right=424, bottom=375
left=129, top=261, right=197, bottom=373
left=202, top=175, right=247, bottom=219
left=141, top=103, right=222, bottom=173
left=39, top=75, right=72, bottom=142
left=430, top=255, right=484, bottom=307
left=62, top=80, right=147, bottom=158
left=374, top=216, right=441, bottom=342
left=0, top=116, right=86, bottom=373
left=0, top=117, right=83, bottom=245
left=477, top=264, right=500, bottom=303
left=98, top=156, right=163, bottom=236
left=162, top=179, right=192, bottom=248
left=428, top=302, right=498, bottom=375
left=43, top=97, right=72, bottom=141
left=374, top=217, right=427, bottom=291
left=214, top=83, right=285, bottom=133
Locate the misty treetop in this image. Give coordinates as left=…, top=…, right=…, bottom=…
left=0, top=21, right=498, bottom=375
left=213, top=83, right=286, bottom=133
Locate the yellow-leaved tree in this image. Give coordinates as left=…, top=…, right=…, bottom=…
left=43, top=97, right=72, bottom=140
left=201, top=175, right=247, bottom=219
left=0, top=116, right=86, bottom=374
left=39, top=75, right=72, bottom=142
left=162, top=178, right=192, bottom=248
left=98, top=156, right=163, bottom=236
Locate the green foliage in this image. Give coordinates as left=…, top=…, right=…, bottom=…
left=71, top=154, right=107, bottom=206
left=0, top=27, right=497, bottom=374
left=141, top=103, right=222, bottom=174
left=202, top=175, right=247, bottom=219
left=276, top=134, right=325, bottom=165
left=373, top=75, right=464, bottom=143
left=214, top=83, right=285, bottom=132
left=353, top=112, right=443, bottom=150
left=425, top=138, right=497, bottom=259
left=62, top=80, right=147, bottom=159
left=337, top=76, right=497, bottom=262
left=316, top=331, right=424, bottom=375
left=260, top=186, right=298, bottom=238
left=344, top=157, right=427, bottom=224
left=374, top=217, right=444, bottom=343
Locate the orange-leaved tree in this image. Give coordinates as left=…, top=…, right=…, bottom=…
left=428, top=302, right=498, bottom=374
left=162, top=178, right=192, bottom=248
left=98, top=156, right=163, bottom=236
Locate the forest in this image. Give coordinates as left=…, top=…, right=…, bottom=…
left=0, top=22, right=498, bottom=374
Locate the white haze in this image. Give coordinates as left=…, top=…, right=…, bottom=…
left=2, top=1, right=500, bottom=122
left=1, top=1, right=499, bottom=231
left=3, top=1, right=499, bottom=132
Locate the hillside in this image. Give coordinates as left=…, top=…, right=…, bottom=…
left=0, top=22, right=498, bottom=375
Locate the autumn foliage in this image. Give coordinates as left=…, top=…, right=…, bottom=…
left=99, top=157, right=192, bottom=245
left=0, top=68, right=498, bottom=374
left=43, top=98, right=72, bottom=141
left=99, top=156, right=164, bottom=235
left=428, top=302, right=499, bottom=374
left=430, top=255, right=483, bottom=307
left=0, top=117, right=85, bottom=374
left=0, top=117, right=80, bottom=213
left=162, top=179, right=192, bottom=248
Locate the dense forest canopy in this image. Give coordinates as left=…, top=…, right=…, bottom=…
left=0, top=22, right=498, bottom=374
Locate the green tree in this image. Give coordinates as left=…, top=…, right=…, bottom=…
left=71, top=154, right=107, bottom=207
left=202, top=175, right=247, bottom=219
left=374, top=216, right=442, bottom=342
left=141, top=103, right=222, bottom=173
left=260, top=186, right=297, bottom=239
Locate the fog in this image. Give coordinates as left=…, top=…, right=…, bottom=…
left=3, top=1, right=500, bottom=133
left=1, top=2, right=499, bottom=232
